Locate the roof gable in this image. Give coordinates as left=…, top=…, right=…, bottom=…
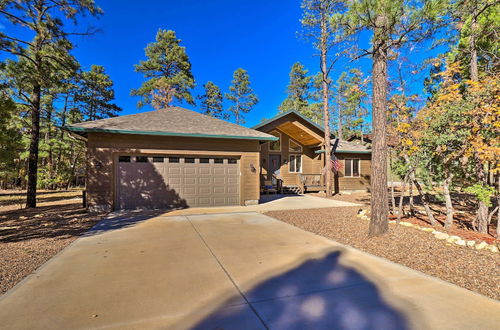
left=252, top=110, right=328, bottom=147
left=65, top=107, right=277, bottom=141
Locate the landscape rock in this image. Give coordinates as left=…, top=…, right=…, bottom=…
left=475, top=242, right=488, bottom=250
left=434, top=232, right=450, bottom=240
left=399, top=222, right=413, bottom=227
left=448, top=236, right=461, bottom=242
left=454, top=239, right=466, bottom=246
left=490, top=245, right=499, bottom=253
left=466, top=240, right=476, bottom=247
left=420, top=227, right=434, bottom=232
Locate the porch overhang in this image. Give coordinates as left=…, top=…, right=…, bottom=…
left=276, top=120, right=324, bottom=147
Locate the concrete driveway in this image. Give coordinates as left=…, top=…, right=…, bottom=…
left=0, top=211, right=499, bottom=330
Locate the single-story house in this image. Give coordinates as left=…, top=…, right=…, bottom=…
left=65, top=107, right=371, bottom=212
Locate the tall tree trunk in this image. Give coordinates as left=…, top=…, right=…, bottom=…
left=470, top=6, right=479, bottom=81
left=413, top=179, right=437, bottom=226
left=389, top=150, right=396, bottom=214
left=337, top=92, right=342, bottom=140
left=397, top=171, right=410, bottom=223
left=443, top=172, right=454, bottom=231
left=369, top=14, right=389, bottom=236
left=26, top=82, right=42, bottom=208
left=320, top=7, right=332, bottom=198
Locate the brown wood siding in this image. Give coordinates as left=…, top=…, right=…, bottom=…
left=335, top=153, right=371, bottom=191
left=86, top=133, right=261, bottom=211
left=259, top=129, right=323, bottom=187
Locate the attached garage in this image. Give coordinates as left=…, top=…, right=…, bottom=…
left=116, top=155, right=240, bottom=209
left=65, top=107, right=276, bottom=212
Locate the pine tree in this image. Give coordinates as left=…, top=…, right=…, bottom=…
left=0, top=0, right=102, bottom=208
left=78, top=65, right=121, bottom=121
left=197, top=81, right=227, bottom=119
left=279, top=62, right=311, bottom=114
left=225, top=68, right=259, bottom=124
left=301, top=0, right=346, bottom=198
left=342, top=0, right=446, bottom=236
left=132, top=29, right=195, bottom=108
left=335, top=69, right=368, bottom=141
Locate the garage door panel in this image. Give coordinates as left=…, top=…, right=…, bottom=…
left=117, top=155, right=240, bottom=209
left=199, top=177, right=211, bottom=184
left=213, top=177, right=226, bottom=184
left=199, top=168, right=211, bottom=175
left=184, top=177, right=197, bottom=185
left=199, top=187, right=211, bottom=194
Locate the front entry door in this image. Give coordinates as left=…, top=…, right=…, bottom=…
left=268, top=154, right=281, bottom=184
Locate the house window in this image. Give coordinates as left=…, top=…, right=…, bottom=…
left=169, top=157, right=180, bottom=163
left=269, top=131, right=281, bottom=151
left=184, top=157, right=195, bottom=163
left=289, top=155, right=302, bottom=173
left=214, top=158, right=224, bottom=164
left=228, top=158, right=237, bottom=164
left=344, top=159, right=360, bottom=177
left=135, top=156, right=148, bottom=163
left=289, top=139, right=302, bottom=153
left=118, top=156, right=131, bottom=163
left=152, top=156, right=164, bottom=163
left=199, top=158, right=210, bottom=164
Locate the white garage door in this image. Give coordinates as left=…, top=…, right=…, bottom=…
left=116, top=155, right=240, bottom=209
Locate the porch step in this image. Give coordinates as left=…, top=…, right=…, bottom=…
left=281, top=185, right=302, bottom=194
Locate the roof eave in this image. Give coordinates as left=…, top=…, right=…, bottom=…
left=252, top=110, right=328, bottom=135
left=63, top=126, right=279, bottom=141
left=315, top=149, right=372, bottom=154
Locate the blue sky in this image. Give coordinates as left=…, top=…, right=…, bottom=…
left=71, top=0, right=373, bottom=127
left=2, top=0, right=447, bottom=128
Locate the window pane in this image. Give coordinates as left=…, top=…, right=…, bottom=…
left=214, top=158, right=224, bottom=164
left=353, top=159, right=360, bottom=177
left=289, top=139, right=302, bottom=152
left=184, top=157, right=195, bottom=163
left=228, top=158, right=237, bottom=164
left=135, top=156, right=148, bottom=163
left=119, top=156, right=131, bottom=163
left=296, top=155, right=301, bottom=172
left=169, top=157, right=180, bottom=163
left=152, top=156, right=164, bottom=163
left=199, top=158, right=210, bottom=164
left=289, top=156, right=295, bottom=172
left=269, top=131, right=281, bottom=151
left=345, top=159, right=352, bottom=176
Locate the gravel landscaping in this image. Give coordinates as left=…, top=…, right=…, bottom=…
left=265, top=206, right=500, bottom=301
left=0, top=201, right=104, bottom=295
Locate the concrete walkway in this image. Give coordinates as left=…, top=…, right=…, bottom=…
left=0, top=212, right=498, bottom=329
left=167, top=194, right=360, bottom=216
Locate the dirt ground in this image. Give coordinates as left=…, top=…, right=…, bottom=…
left=0, top=197, right=105, bottom=295
left=265, top=206, right=500, bottom=300
left=313, top=190, right=499, bottom=242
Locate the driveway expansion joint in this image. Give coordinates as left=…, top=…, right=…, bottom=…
left=185, top=215, right=269, bottom=330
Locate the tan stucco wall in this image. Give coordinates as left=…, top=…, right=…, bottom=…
left=86, top=132, right=261, bottom=211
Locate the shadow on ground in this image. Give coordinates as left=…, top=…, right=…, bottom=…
left=191, top=250, right=412, bottom=330
left=83, top=209, right=172, bottom=236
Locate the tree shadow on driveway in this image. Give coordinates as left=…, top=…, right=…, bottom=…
left=191, top=250, right=415, bottom=330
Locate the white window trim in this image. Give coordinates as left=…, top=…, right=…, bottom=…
left=269, top=130, right=282, bottom=152
left=289, top=154, right=302, bottom=173
left=289, top=139, right=303, bottom=153
left=344, top=158, right=361, bottom=177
